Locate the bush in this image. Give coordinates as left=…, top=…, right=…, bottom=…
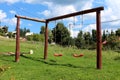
left=103, top=36, right=120, bottom=50
left=26, top=34, right=44, bottom=42
left=32, top=34, right=40, bottom=41
left=26, top=35, right=33, bottom=41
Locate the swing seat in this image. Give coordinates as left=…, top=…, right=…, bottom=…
left=54, top=53, right=63, bottom=57
left=73, top=53, right=84, bottom=57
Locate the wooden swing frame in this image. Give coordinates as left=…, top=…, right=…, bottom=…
left=15, top=6, right=104, bottom=69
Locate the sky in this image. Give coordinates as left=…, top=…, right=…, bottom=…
left=0, top=0, right=120, bottom=37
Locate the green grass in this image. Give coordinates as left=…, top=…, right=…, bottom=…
left=0, top=38, right=120, bottom=80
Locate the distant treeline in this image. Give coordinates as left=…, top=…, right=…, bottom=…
left=0, top=23, right=120, bottom=50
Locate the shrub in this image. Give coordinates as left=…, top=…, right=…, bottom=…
left=26, top=34, right=44, bottom=42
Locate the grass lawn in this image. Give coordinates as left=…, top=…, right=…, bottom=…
left=0, top=37, right=120, bottom=80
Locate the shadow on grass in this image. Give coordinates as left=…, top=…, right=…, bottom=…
left=114, top=49, right=120, bottom=53
left=21, top=54, right=92, bottom=69
left=0, top=54, right=15, bottom=62
left=114, top=56, right=120, bottom=61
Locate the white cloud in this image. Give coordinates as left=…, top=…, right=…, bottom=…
left=10, top=10, right=16, bottom=14
left=81, top=0, right=94, bottom=10
left=0, top=10, right=17, bottom=26
left=29, top=0, right=94, bottom=21
left=39, top=10, right=51, bottom=17
left=102, top=8, right=116, bottom=21
left=41, top=5, right=76, bottom=18
left=23, top=0, right=35, bottom=4
left=72, top=30, right=79, bottom=38
left=3, top=18, right=17, bottom=25
left=4, top=0, right=120, bottom=35
left=68, top=23, right=82, bottom=38
left=0, top=0, right=20, bottom=4
left=105, top=0, right=120, bottom=12
left=37, top=0, right=94, bottom=37
left=80, top=0, right=120, bottom=33
left=0, top=10, right=7, bottom=20
left=28, top=23, right=32, bottom=26
left=102, top=0, right=120, bottom=25
left=83, top=24, right=96, bottom=32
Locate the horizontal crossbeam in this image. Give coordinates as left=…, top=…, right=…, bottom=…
left=46, top=6, right=104, bottom=22
left=15, top=15, right=46, bottom=23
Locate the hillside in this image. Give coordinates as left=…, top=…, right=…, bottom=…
left=0, top=38, right=120, bottom=80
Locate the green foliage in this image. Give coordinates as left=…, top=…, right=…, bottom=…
left=116, top=28, right=120, bottom=36
left=75, top=29, right=120, bottom=50
left=67, top=37, right=75, bottom=46
left=7, top=32, right=13, bottom=38
left=2, top=25, right=8, bottom=33
left=0, top=25, right=8, bottom=36
left=83, top=32, right=91, bottom=45
left=75, top=31, right=94, bottom=49
left=92, top=29, right=97, bottom=42
left=39, top=34, right=44, bottom=42
left=52, top=22, right=70, bottom=46
left=26, top=35, right=33, bottom=41
left=40, top=26, right=45, bottom=34
left=103, top=35, right=120, bottom=50
left=0, top=32, right=4, bottom=36
left=48, top=30, right=53, bottom=43
left=102, top=30, right=107, bottom=41
left=75, top=31, right=85, bottom=48
left=19, top=28, right=30, bottom=37
left=32, top=34, right=40, bottom=41
left=26, top=34, right=44, bottom=42
left=40, top=26, right=53, bottom=44
left=102, top=29, right=120, bottom=50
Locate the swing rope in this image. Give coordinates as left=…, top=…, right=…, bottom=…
left=54, top=20, right=63, bottom=57
left=55, top=20, right=57, bottom=44
left=72, top=15, right=84, bottom=58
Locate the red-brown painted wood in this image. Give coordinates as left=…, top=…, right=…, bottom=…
left=96, top=11, right=102, bottom=69
left=44, top=22, right=48, bottom=60
left=15, top=17, right=20, bottom=62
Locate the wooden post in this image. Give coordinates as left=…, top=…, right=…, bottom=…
left=15, top=17, right=20, bottom=62
left=44, top=21, right=48, bottom=60
left=96, top=11, right=102, bottom=69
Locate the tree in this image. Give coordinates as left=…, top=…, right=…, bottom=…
left=19, top=28, right=30, bottom=37
left=75, top=31, right=85, bottom=48
left=116, top=28, right=120, bottom=36
left=102, top=29, right=120, bottom=50
left=40, top=26, right=45, bottom=34
left=52, top=22, right=70, bottom=46
left=67, top=37, right=75, bottom=46
left=104, top=35, right=119, bottom=50
left=20, top=28, right=24, bottom=37
left=0, top=28, right=4, bottom=36
left=7, top=32, right=13, bottom=38
left=2, top=25, right=8, bottom=33
left=26, top=29, right=30, bottom=32
left=110, top=30, right=115, bottom=36
left=92, top=29, right=97, bottom=42
left=0, top=25, right=8, bottom=36
left=48, top=30, right=53, bottom=43
left=83, top=32, right=91, bottom=45
left=102, top=30, right=107, bottom=41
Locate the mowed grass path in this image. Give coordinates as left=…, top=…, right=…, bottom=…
left=0, top=38, right=120, bottom=80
